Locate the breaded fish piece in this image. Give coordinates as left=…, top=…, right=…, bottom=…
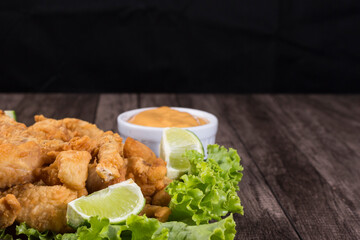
left=123, top=137, right=157, bottom=163
left=0, top=113, right=71, bottom=188
left=36, top=150, right=91, bottom=195
left=86, top=160, right=128, bottom=194
left=64, top=136, right=98, bottom=155
left=34, top=115, right=104, bottom=139
left=0, top=142, right=43, bottom=189
left=139, top=204, right=171, bottom=223
left=124, top=138, right=167, bottom=202
left=40, top=136, right=98, bottom=165
left=1, top=184, right=78, bottom=233
left=28, top=115, right=104, bottom=148
left=61, top=117, right=105, bottom=139
left=0, top=194, right=21, bottom=229
left=0, top=110, right=27, bottom=142
left=27, top=117, right=74, bottom=142
left=126, top=156, right=167, bottom=202
left=95, top=132, right=124, bottom=182
left=86, top=163, right=105, bottom=194
left=151, top=187, right=172, bottom=207
left=0, top=112, right=56, bottom=188
left=57, top=151, right=91, bottom=192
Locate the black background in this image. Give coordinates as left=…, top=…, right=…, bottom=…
left=1, top=0, right=359, bottom=93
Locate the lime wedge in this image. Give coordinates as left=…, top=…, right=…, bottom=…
left=4, top=110, right=16, bottom=121
left=66, top=179, right=145, bottom=228
left=160, top=128, right=204, bottom=179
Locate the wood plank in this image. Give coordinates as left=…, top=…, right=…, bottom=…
left=265, top=95, right=360, bottom=197
left=95, top=93, right=138, bottom=132
left=13, top=93, right=99, bottom=125
left=176, top=94, right=300, bottom=240
left=259, top=95, right=360, bottom=237
left=0, top=93, right=25, bottom=110
left=308, top=95, right=360, bottom=119
left=302, top=95, right=360, bottom=156
left=220, top=94, right=360, bottom=239
left=138, top=93, right=179, bottom=107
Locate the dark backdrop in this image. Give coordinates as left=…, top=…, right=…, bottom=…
left=1, top=0, right=359, bottom=93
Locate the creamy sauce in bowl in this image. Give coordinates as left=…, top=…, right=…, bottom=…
left=128, top=106, right=208, bottom=128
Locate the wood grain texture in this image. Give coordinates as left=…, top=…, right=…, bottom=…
left=95, top=93, right=138, bottom=132
left=0, top=93, right=25, bottom=110
left=138, top=93, right=179, bottom=108
left=260, top=95, right=360, bottom=238
left=11, top=93, right=99, bottom=125
left=219, top=94, right=360, bottom=239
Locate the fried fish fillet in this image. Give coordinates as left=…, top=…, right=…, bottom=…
left=151, top=187, right=172, bottom=207
left=0, top=110, right=27, bottom=143
left=139, top=204, right=171, bottom=223
left=35, top=150, right=91, bottom=196
left=27, top=117, right=74, bottom=142
left=124, top=138, right=167, bottom=202
left=0, top=141, right=43, bottom=189
left=123, top=137, right=157, bottom=163
left=34, top=115, right=104, bottom=139
left=95, top=132, right=124, bottom=182
left=126, top=156, right=167, bottom=202
left=1, top=184, right=78, bottom=232
left=0, top=194, right=21, bottom=229
left=0, top=112, right=68, bottom=188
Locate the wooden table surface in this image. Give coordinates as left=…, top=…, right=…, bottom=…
left=1, top=93, right=359, bottom=240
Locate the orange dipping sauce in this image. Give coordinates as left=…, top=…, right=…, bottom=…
left=128, top=106, right=208, bottom=128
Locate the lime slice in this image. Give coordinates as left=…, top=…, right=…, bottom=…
left=160, top=128, right=204, bottom=179
left=4, top=110, right=16, bottom=121
left=66, top=179, right=145, bottom=228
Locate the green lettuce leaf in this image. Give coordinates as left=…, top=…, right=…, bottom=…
left=11, top=214, right=235, bottom=240
left=0, top=228, right=13, bottom=240
left=67, top=215, right=162, bottom=240
left=154, top=214, right=236, bottom=240
left=75, top=217, right=124, bottom=240
left=124, top=214, right=166, bottom=240
left=73, top=215, right=235, bottom=240
left=166, top=144, right=244, bottom=225
left=16, top=222, right=60, bottom=240
left=207, top=145, right=244, bottom=190
left=13, top=215, right=163, bottom=240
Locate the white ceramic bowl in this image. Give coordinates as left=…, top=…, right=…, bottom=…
left=117, top=107, right=218, bottom=157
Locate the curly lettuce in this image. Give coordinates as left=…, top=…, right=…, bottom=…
left=154, top=214, right=236, bottom=240
left=15, top=222, right=75, bottom=240
left=166, top=144, right=244, bottom=225
left=12, top=214, right=235, bottom=240
left=0, top=228, right=13, bottom=240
